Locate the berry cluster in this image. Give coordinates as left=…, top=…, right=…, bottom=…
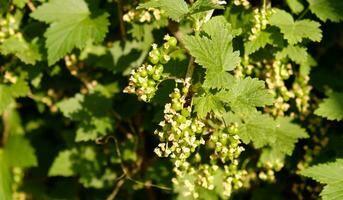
left=124, top=35, right=178, bottom=102
left=233, top=0, right=250, bottom=9
left=249, top=7, right=274, bottom=41
left=123, top=7, right=162, bottom=23
left=0, top=15, right=20, bottom=43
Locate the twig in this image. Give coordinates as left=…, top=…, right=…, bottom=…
left=116, top=0, right=126, bottom=40
left=1, top=111, right=10, bottom=147
left=185, top=57, right=195, bottom=80
left=297, top=7, right=310, bottom=20
left=27, top=0, right=36, bottom=11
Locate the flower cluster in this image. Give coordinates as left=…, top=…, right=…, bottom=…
left=123, top=7, right=162, bottom=23
left=153, top=80, right=247, bottom=198
left=249, top=7, right=274, bottom=41
left=153, top=78, right=205, bottom=158
left=124, top=35, right=178, bottom=102
left=0, top=15, right=20, bottom=43
left=233, top=0, right=250, bottom=9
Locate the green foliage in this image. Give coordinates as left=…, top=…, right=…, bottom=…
left=270, top=9, right=322, bottom=44
left=138, top=0, right=189, bottom=22
left=308, top=0, right=343, bottom=22
left=0, top=0, right=342, bottom=199
left=31, top=0, right=109, bottom=65
left=302, top=159, right=343, bottom=200
left=315, top=92, right=343, bottom=121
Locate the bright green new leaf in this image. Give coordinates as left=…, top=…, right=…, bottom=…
left=0, top=36, right=41, bottom=65
left=183, top=17, right=240, bottom=88
left=138, top=0, right=189, bottom=22
left=270, top=9, right=322, bottom=44
left=189, top=0, right=223, bottom=15
left=286, top=0, right=304, bottom=14
left=245, top=28, right=283, bottom=55
left=193, top=93, right=224, bottom=118
left=31, top=0, right=109, bottom=65
left=13, top=0, right=28, bottom=8
left=315, top=92, right=343, bottom=121
left=4, top=135, right=38, bottom=168
left=203, top=71, right=235, bottom=89
left=308, top=0, right=343, bottom=22
left=0, top=85, right=13, bottom=115
left=49, top=150, right=75, bottom=177
left=302, top=159, right=343, bottom=200
left=272, top=117, right=308, bottom=155
left=238, top=111, right=276, bottom=148
left=218, top=77, right=273, bottom=111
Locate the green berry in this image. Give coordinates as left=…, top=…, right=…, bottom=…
left=181, top=109, right=190, bottom=117
left=152, top=74, right=161, bottom=81
left=140, top=70, right=148, bottom=77
left=168, top=37, right=177, bottom=47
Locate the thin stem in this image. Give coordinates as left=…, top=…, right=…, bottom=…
left=1, top=111, right=10, bottom=147
left=297, top=7, right=310, bottom=20
left=27, top=0, right=36, bottom=11
left=116, top=0, right=126, bottom=40
left=185, top=57, right=195, bottom=80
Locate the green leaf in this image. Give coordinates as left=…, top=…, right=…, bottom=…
left=218, top=77, right=273, bottom=111
left=0, top=36, right=41, bottom=65
left=183, top=16, right=240, bottom=89
left=315, top=92, right=343, bottom=121
left=4, top=135, right=38, bottom=168
left=0, top=85, right=13, bottom=115
left=276, top=45, right=308, bottom=64
left=203, top=71, right=235, bottom=89
left=31, top=0, right=109, bottom=65
left=238, top=111, right=277, bottom=148
left=270, top=9, right=322, bottom=44
left=238, top=112, right=307, bottom=155
left=308, top=0, right=343, bottom=22
left=245, top=28, right=283, bottom=55
left=272, top=117, right=308, bottom=155
left=138, top=0, right=189, bottom=22
left=13, top=0, right=28, bottom=8
left=193, top=93, right=225, bottom=118
left=57, top=90, right=114, bottom=141
left=189, top=0, right=223, bottom=15
left=286, top=0, right=304, bottom=14
left=49, top=150, right=75, bottom=177
left=302, top=159, right=343, bottom=200
left=0, top=150, right=12, bottom=200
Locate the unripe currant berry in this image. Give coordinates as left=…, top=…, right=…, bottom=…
left=172, top=101, right=183, bottom=111
left=152, top=74, right=161, bottom=81
left=168, top=36, right=177, bottom=47
left=181, top=109, right=191, bottom=117
left=139, top=69, right=148, bottom=77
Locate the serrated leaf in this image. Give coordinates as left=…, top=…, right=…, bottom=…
left=189, top=0, right=223, bottom=15
left=270, top=9, right=322, bottom=44
left=276, top=45, right=308, bottom=64
left=286, top=0, right=304, bottom=14
left=183, top=17, right=240, bottom=89
left=238, top=111, right=276, bottom=148
left=138, top=0, right=189, bottom=22
left=49, top=150, right=75, bottom=177
left=0, top=36, right=41, bottom=65
left=315, top=92, right=343, bottom=121
left=245, top=28, right=283, bottom=55
left=193, top=93, right=224, bottom=118
left=272, top=117, right=308, bottom=155
left=57, top=90, right=114, bottom=142
left=203, top=71, right=235, bottom=89
left=302, top=159, right=343, bottom=200
left=308, top=0, right=343, bottom=22
left=218, top=77, right=273, bottom=111
left=4, top=135, right=38, bottom=168
left=0, top=85, right=13, bottom=115
left=183, top=17, right=240, bottom=72
left=237, top=112, right=306, bottom=155
left=31, top=0, right=109, bottom=65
